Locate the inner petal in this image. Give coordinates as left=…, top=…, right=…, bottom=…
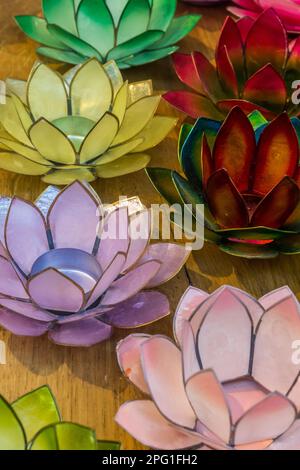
left=222, top=377, right=269, bottom=424
left=30, top=248, right=101, bottom=294
left=52, top=116, right=95, bottom=152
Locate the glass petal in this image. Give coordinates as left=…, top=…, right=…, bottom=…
left=163, top=91, right=224, bottom=120
left=42, top=0, right=77, bottom=35
left=111, top=81, right=128, bottom=125
left=0, top=152, right=49, bottom=175
left=123, top=209, right=151, bottom=271
left=105, top=0, right=128, bottom=25
left=10, top=94, right=32, bottom=132
left=79, top=113, right=119, bottom=163
left=42, top=168, right=96, bottom=184
left=217, top=16, right=245, bottom=86
left=117, top=0, right=150, bottom=44
left=107, top=31, right=163, bottom=62
left=0, top=309, right=49, bottom=337
left=94, top=138, right=142, bottom=165
left=31, top=422, right=97, bottom=450
left=171, top=52, right=203, bottom=93
left=0, top=396, right=25, bottom=450
left=96, top=153, right=150, bottom=178
left=0, top=256, right=28, bottom=299
left=148, top=0, right=176, bottom=31
left=219, top=240, right=278, bottom=258
left=121, top=46, right=177, bottom=67
left=0, top=139, right=50, bottom=166
left=15, top=15, right=66, bottom=49
left=48, top=318, right=112, bottom=347
left=148, top=15, right=200, bottom=50
left=131, top=116, right=176, bottom=152
left=47, top=24, right=102, bottom=61
left=0, top=97, right=32, bottom=146
left=36, top=46, right=84, bottom=65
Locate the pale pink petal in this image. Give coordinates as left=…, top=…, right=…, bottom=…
left=0, top=308, right=50, bottom=336
left=234, top=393, right=296, bottom=445
left=186, top=370, right=232, bottom=444
left=259, top=286, right=293, bottom=310
left=235, top=439, right=273, bottom=450
left=28, top=268, right=84, bottom=312
left=115, top=400, right=202, bottom=450
left=0, top=298, right=55, bottom=321
left=190, top=286, right=226, bottom=336
left=230, top=287, right=264, bottom=328
left=49, top=318, right=112, bottom=347
left=182, top=320, right=201, bottom=382
left=122, top=210, right=151, bottom=272
left=85, top=253, right=125, bottom=308
left=5, top=198, right=48, bottom=275
left=253, top=294, right=300, bottom=394
left=47, top=181, right=99, bottom=253
left=0, top=257, right=28, bottom=299
left=223, top=378, right=268, bottom=423
left=141, top=336, right=196, bottom=428
left=288, top=376, right=300, bottom=412
left=137, top=243, right=190, bottom=288
left=268, top=420, right=300, bottom=450
left=117, top=334, right=151, bottom=394
left=96, top=207, right=129, bottom=270
left=174, top=286, right=208, bottom=346
left=101, top=260, right=161, bottom=306
left=197, top=287, right=253, bottom=382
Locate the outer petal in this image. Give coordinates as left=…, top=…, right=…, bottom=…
left=253, top=293, right=300, bottom=394
left=5, top=198, right=48, bottom=275
left=172, top=53, right=203, bottom=93
left=48, top=318, right=112, bottom=347
left=0, top=308, right=50, bottom=336
left=117, top=334, right=151, bottom=394
left=115, top=400, right=202, bottom=450
left=233, top=393, right=296, bottom=445
left=197, top=287, right=253, bottom=382
left=136, top=243, right=190, bottom=288
left=216, top=16, right=244, bottom=85
left=0, top=299, right=55, bottom=322
left=268, top=420, right=300, bottom=450
left=173, top=286, right=209, bottom=346
left=216, top=99, right=275, bottom=120
left=122, top=210, right=151, bottom=272
left=28, top=268, right=84, bottom=313
left=100, top=291, right=170, bottom=328
left=216, top=46, right=239, bottom=98
left=236, top=16, right=255, bottom=43
left=0, top=257, right=28, bottom=299
left=192, top=52, right=224, bottom=101
left=213, top=107, right=256, bottom=193
left=253, top=114, right=299, bottom=196
left=186, top=370, right=232, bottom=444
left=181, top=321, right=201, bottom=382
left=163, top=91, right=224, bottom=120
left=47, top=181, right=99, bottom=253
left=141, top=336, right=196, bottom=428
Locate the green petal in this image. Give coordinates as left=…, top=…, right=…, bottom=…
left=178, top=123, right=193, bottom=167
left=79, top=113, right=119, bottom=163
left=113, top=95, right=160, bottom=146
left=247, top=110, right=268, bottom=131
left=121, top=45, right=177, bottom=67
left=47, top=24, right=102, bottom=60
left=117, top=0, right=150, bottom=44
left=105, top=0, right=128, bottom=25
left=219, top=241, right=278, bottom=259
left=70, top=59, right=113, bottom=121
left=27, top=64, right=68, bottom=121
left=42, top=168, right=96, bottom=184
left=107, top=30, right=163, bottom=62
left=96, top=153, right=150, bottom=178
left=0, top=396, right=26, bottom=450
left=146, top=167, right=183, bottom=206
left=37, top=46, right=84, bottom=64
left=215, top=226, right=296, bottom=240
left=31, top=422, right=97, bottom=450
left=77, top=0, right=115, bottom=58
left=148, top=0, right=176, bottom=31
left=148, top=14, right=201, bottom=50
left=42, top=0, right=77, bottom=35
left=12, top=386, right=60, bottom=443
left=275, top=234, right=300, bottom=254
left=29, top=119, right=76, bottom=164
left=0, top=151, right=49, bottom=175
left=15, top=16, right=66, bottom=49
left=97, top=440, right=121, bottom=450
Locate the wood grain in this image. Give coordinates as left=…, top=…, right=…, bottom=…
left=0, top=1, right=296, bottom=451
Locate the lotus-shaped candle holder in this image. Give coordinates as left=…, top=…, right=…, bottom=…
left=15, top=0, right=200, bottom=68
left=147, top=107, right=300, bottom=258
left=164, top=9, right=300, bottom=120
left=229, top=1, right=300, bottom=34
left=0, top=181, right=189, bottom=346
left=0, top=385, right=120, bottom=450
left=116, top=285, right=300, bottom=450
left=0, top=58, right=176, bottom=184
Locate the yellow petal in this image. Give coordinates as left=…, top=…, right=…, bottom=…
left=0, top=138, right=51, bottom=165
left=0, top=97, right=32, bottom=146
left=79, top=113, right=119, bottom=163
left=42, top=168, right=96, bottom=185
left=94, top=138, right=143, bottom=165
left=27, top=64, right=68, bottom=121
left=6, top=78, right=27, bottom=103
left=96, top=153, right=150, bottom=178
left=112, top=95, right=161, bottom=146
left=132, top=116, right=177, bottom=152
left=128, top=80, right=153, bottom=104
left=111, top=81, right=128, bottom=125
left=11, top=93, right=33, bottom=132
left=70, top=58, right=113, bottom=121
left=0, top=152, right=49, bottom=175
left=29, top=119, right=76, bottom=164
left=103, top=60, right=123, bottom=97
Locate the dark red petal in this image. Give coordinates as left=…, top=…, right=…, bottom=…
left=216, top=16, right=245, bottom=86
left=163, top=91, right=224, bottom=120
left=253, top=113, right=299, bottom=195
left=216, top=46, right=239, bottom=98
left=172, top=53, right=203, bottom=93
left=206, top=169, right=249, bottom=229
left=192, top=51, right=224, bottom=101
left=250, top=177, right=300, bottom=228
left=243, top=64, right=287, bottom=113
left=245, top=9, right=288, bottom=76
left=216, top=99, right=275, bottom=120
left=294, top=167, right=300, bottom=187
left=286, top=36, right=300, bottom=91
left=213, top=107, right=256, bottom=193
left=236, top=17, right=255, bottom=43
left=201, top=134, right=213, bottom=188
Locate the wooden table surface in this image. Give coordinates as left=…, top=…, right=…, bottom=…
left=0, top=0, right=299, bottom=451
